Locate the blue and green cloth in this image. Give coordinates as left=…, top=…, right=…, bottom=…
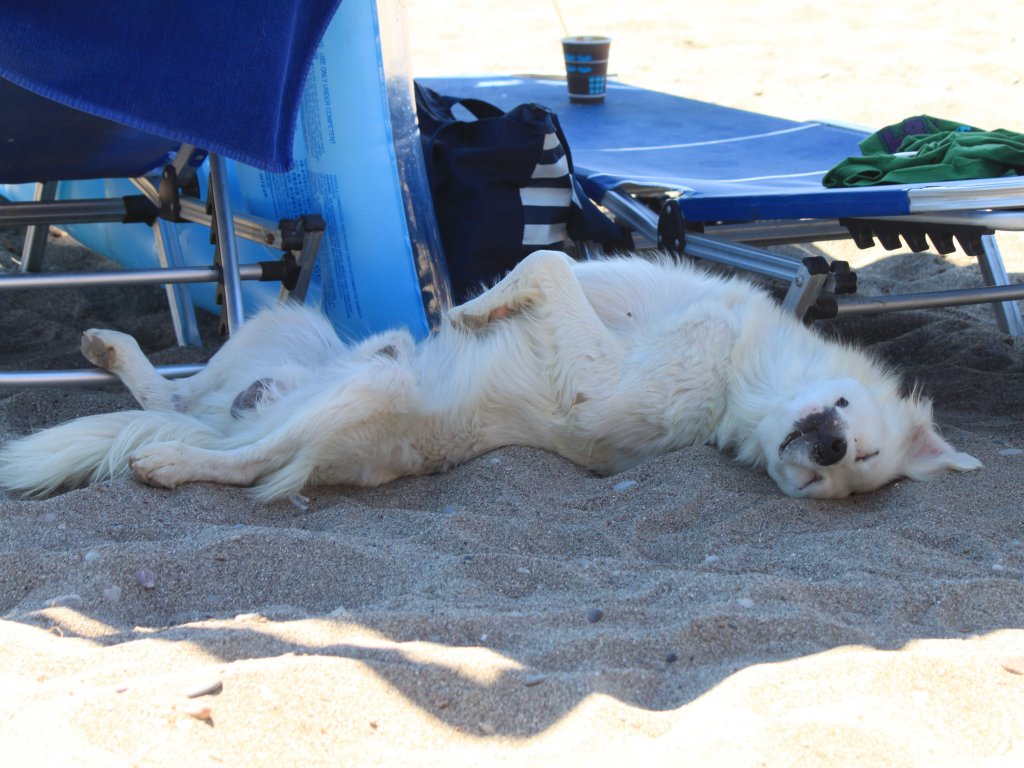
left=823, top=115, right=1024, bottom=187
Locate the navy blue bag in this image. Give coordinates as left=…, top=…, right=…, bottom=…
left=415, top=83, right=632, bottom=302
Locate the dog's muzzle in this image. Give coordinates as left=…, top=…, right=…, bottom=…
left=780, top=408, right=847, bottom=466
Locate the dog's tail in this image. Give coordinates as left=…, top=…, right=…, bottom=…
left=0, top=411, right=221, bottom=498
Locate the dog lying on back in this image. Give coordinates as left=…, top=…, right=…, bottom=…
left=0, top=251, right=981, bottom=501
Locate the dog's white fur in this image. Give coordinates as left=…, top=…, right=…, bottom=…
left=0, top=251, right=981, bottom=501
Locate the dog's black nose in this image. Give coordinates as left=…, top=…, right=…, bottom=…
left=812, top=431, right=847, bottom=466
left=794, top=409, right=848, bottom=466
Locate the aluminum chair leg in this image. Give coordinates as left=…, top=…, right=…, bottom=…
left=976, top=234, right=1024, bottom=336
left=0, top=363, right=204, bottom=388
left=154, top=219, right=203, bottom=347
left=19, top=181, right=58, bottom=272
left=781, top=258, right=830, bottom=321
left=207, top=154, right=245, bottom=334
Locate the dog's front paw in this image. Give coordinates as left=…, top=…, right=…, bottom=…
left=81, top=329, right=135, bottom=371
left=129, top=444, right=189, bottom=489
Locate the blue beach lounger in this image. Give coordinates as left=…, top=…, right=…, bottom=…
left=421, top=76, right=1024, bottom=336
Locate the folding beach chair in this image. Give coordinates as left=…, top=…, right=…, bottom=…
left=0, top=79, right=325, bottom=366
left=420, top=76, right=1024, bottom=335
left=0, top=1, right=350, bottom=386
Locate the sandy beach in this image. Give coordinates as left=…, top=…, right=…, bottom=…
left=1, top=1, right=1023, bottom=765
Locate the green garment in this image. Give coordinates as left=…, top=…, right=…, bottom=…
left=856, top=115, right=978, bottom=155
left=822, top=116, right=1024, bottom=188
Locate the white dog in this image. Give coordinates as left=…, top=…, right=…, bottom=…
left=0, top=251, right=981, bottom=501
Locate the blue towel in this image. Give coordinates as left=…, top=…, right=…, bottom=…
left=0, top=0, right=343, bottom=172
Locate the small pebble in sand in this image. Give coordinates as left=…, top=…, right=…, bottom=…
left=102, top=586, right=122, bottom=603
left=522, top=673, right=547, bottom=686
left=135, top=569, right=156, bottom=590
left=703, top=554, right=721, bottom=564
left=587, top=608, right=604, bottom=623
left=442, top=504, right=458, bottom=515
left=42, top=512, right=57, bottom=524
left=184, top=704, right=213, bottom=722
left=737, top=598, right=755, bottom=609
left=84, top=550, right=101, bottom=564
left=1001, top=657, right=1024, bottom=675
left=186, top=679, right=224, bottom=698
left=992, top=563, right=1005, bottom=571
left=612, top=479, right=638, bottom=492
left=665, top=652, right=679, bottom=664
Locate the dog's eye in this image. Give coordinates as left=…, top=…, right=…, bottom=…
left=835, top=397, right=849, bottom=408
left=855, top=451, right=879, bottom=462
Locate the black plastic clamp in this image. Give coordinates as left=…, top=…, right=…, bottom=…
left=158, top=164, right=184, bottom=222
left=120, top=194, right=159, bottom=225
left=279, top=214, right=327, bottom=252
left=804, top=296, right=839, bottom=323
left=839, top=218, right=994, bottom=257
left=657, top=199, right=703, bottom=254
left=829, top=260, right=857, bottom=294
left=157, top=163, right=202, bottom=224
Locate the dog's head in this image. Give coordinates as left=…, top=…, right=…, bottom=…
left=754, top=378, right=981, bottom=498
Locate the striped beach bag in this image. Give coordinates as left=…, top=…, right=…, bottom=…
left=415, top=83, right=630, bottom=302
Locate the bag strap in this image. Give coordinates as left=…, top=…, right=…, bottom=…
left=547, top=110, right=634, bottom=251
left=415, top=82, right=504, bottom=133
left=447, top=97, right=505, bottom=121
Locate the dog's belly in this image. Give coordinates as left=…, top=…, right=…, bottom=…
left=556, top=359, right=733, bottom=474
left=413, top=305, right=736, bottom=476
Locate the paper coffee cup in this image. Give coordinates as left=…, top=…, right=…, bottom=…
left=561, top=36, right=611, bottom=103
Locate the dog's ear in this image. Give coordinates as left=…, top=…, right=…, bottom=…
left=902, top=406, right=983, bottom=480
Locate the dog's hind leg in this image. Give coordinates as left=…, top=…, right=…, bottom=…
left=81, top=328, right=234, bottom=413
left=81, top=326, right=272, bottom=414
left=80, top=305, right=341, bottom=414
left=81, top=329, right=182, bottom=411
left=127, top=354, right=420, bottom=500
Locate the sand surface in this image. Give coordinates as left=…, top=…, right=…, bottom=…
left=2, top=1, right=1023, bottom=765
